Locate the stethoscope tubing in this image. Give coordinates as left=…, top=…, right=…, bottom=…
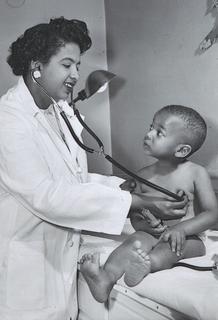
left=60, top=111, right=95, bottom=154
left=173, top=261, right=217, bottom=271
left=71, top=106, right=183, bottom=201
left=31, top=70, right=182, bottom=201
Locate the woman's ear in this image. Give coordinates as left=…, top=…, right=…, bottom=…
left=30, top=60, right=42, bottom=72
left=30, top=61, right=43, bottom=79
left=175, top=144, right=192, bottom=158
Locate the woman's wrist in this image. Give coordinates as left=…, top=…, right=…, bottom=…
left=131, top=193, right=152, bottom=211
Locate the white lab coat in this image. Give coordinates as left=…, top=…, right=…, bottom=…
left=0, top=78, right=131, bottom=320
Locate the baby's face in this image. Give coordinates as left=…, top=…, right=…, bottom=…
left=143, top=112, right=187, bottom=159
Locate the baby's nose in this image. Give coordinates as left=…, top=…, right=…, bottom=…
left=145, top=131, right=152, bottom=140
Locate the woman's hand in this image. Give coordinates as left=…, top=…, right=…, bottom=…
left=150, top=190, right=189, bottom=220
left=131, top=190, right=189, bottom=220
left=120, top=178, right=137, bottom=193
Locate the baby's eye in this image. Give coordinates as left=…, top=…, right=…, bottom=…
left=149, top=124, right=154, bottom=131
left=156, top=130, right=163, bottom=137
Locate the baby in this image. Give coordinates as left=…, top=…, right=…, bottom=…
left=80, top=105, right=218, bottom=303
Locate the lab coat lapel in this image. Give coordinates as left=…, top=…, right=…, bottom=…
left=35, top=111, right=79, bottom=176
left=58, top=100, right=84, bottom=139
left=15, top=78, right=83, bottom=177
left=58, top=101, right=88, bottom=182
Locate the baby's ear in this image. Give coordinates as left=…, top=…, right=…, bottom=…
left=175, top=144, right=192, bottom=158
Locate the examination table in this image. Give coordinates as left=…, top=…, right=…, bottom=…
left=78, top=221, right=218, bottom=320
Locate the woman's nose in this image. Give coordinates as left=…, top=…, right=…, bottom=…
left=70, top=65, right=79, bottom=80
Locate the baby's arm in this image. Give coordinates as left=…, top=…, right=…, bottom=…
left=130, top=210, right=167, bottom=236
left=162, top=165, right=218, bottom=254
left=179, top=165, right=218, bottom=234
left=206, top=167, right=218, bottom=179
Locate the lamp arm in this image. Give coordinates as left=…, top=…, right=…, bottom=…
left=70, top=90, right=87, bottom=105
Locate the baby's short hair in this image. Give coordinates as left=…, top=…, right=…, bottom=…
left=156, top=105, right=207, bottom=154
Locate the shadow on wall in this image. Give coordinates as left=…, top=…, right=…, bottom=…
left=195, top=0, right=218, bottom=55
left=108, top=76, right=126, bottom=99
left=106, top=36, right=126, bottom=97
left=191, top=117, right=218, bottom=167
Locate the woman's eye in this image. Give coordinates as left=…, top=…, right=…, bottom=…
left=63, top=64, right=71, bottom=69
left=149, top=125, right=153, bottom=131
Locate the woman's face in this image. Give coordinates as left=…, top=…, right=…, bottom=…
left=38, top=42, right=81, bottom=102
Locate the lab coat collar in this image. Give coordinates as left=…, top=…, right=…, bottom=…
left=14, top=77, right=85, bottom=178
left=14, top=77, right=84, bottom=136
left=14, top=77, right=40, bottom=117
left=56, top=100, right=84, bottom=138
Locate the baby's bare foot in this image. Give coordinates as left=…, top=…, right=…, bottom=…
left=124, top=240, right=151, bottom=287
left=80, top=253, right=100, bottom=277
left=80, top=253, right=114, bottom=303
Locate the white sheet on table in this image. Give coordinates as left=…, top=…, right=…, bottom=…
left=79, top=229, right=218, bottom=320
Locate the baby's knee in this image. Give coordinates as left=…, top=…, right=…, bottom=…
left=149, top=253, right=163, bottom=272
left=132, top=231, right=147, bottom=240
left=125, top=231, right=144, bottom=245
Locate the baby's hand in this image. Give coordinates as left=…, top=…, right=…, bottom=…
left=140, top=209, right=167, bottom=235
left=161, top=226, right=186, bottom=256
left=120, top=178, right=137, bottom=193
left=140, top=208, right=161, bottom=227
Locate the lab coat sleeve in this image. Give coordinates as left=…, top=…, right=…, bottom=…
left=87, top=173, right=125, bottom=189
left=0, top=114, right=131, bottom=235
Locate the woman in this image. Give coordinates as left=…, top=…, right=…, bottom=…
left=0, top=17, right=187, bottom=320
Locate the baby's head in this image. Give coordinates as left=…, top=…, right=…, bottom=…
left=143, top=105, right=207, bottom=160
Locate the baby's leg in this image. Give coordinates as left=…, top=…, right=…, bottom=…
left=80, top=231, right=157, bottom=302
left=80, top=252, right=115, bottom=303
left=148, top=236, right=205, bottom=273
left=122, top=239, right=152, bottom=287
left=105, top=231, right=158, bottom=287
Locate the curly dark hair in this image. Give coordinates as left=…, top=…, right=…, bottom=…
left=154, top=105, right=207, bottom=155
left=7, top=17, right=92, bottom=76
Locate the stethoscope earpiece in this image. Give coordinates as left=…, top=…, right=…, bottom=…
left=33, top=70, right=41, bottom=79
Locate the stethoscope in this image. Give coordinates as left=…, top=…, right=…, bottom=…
left=31, top=69, right=218, bottom=271
left=31, top=69, right=183, bottom=201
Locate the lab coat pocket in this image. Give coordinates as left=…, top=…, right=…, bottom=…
left=6, top=240, right=46, bottom=310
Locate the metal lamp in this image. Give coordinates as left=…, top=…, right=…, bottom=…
left=70, top=69, right=116, bottom=105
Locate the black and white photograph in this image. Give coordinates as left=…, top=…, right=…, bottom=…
left=0, top=1, right=217, bottom=319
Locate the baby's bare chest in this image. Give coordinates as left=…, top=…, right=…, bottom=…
left=139, top=168, right=194, bottom=196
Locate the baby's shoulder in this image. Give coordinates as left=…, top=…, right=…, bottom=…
left=180, top=161, right=208, bottom=178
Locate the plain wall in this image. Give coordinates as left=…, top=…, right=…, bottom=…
left=105, top=0, right=218, bottom=179
left=0, top=0, right=112, bottom=174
